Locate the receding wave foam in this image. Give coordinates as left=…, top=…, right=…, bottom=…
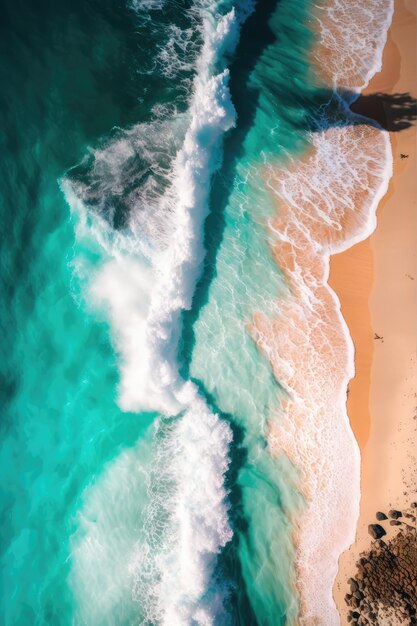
left=256, top=124, right=392, bottom=624
left=313, top=0, right=394, bottom=92
left=64, top=1, right=253, bottom=623
left=251, top=0, right=394, bottom=622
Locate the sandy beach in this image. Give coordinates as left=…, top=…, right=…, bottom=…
left=330, top=0, right=417, bottom=620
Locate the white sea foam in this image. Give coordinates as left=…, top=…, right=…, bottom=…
left=157, top=24, right=199, bottom=79
left=69, top=398, right=233, bottom=626
left=261, top=124, right=392, bottom=625
left=64, top=2, right=252, bottom=624
left=85, top=8, right=240, bottom=418
left=314, top=0, right=394, bottom=93
left=130, top=0, right=167, bottom=12
left=131, top=396, right=233, bottom=625
left=66, top=112, right=188, bottom=257
left=257, top=0, right=395, bottom=621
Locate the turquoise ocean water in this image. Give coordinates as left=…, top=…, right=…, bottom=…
left=0, top=0, right=333, bottom=623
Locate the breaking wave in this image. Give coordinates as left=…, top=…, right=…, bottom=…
left=64, top=1, right=254, bottom=623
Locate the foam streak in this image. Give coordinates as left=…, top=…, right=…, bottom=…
left=65, top=2, right=253, bottom=624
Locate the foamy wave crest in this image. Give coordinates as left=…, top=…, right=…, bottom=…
left=131, top=396, right=233, bottom=625
left=66, top=112, right=188, bottom=253
left=313, top=0, right=394, bottom=92
left=75, top=4, right=247, bottom=417
left=156, top=24, right=200, bottom=79
left=126, top=66, right=237, bottom=415
left=64, top=1, right=252, bottom=623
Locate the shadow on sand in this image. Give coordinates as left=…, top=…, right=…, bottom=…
left=350, top=91, right=417, bottom=132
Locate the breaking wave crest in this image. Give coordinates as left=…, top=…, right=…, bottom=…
left=63, top=1, right=253, bottom=623
left=61, top=0, right=394, bottom=622
left=131, top=400, right=233, bottom=625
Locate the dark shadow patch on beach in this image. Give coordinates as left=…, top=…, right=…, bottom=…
left=350, top=92, right=417, bottom=132
left=266, top=87, right=417, bottom=134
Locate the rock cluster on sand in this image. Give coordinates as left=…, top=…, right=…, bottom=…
left=367, top=524, right=386, bottom=540
left=344, top=505, right=417, bottom=625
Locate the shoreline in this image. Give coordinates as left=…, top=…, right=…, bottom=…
left=330, top=0, right=417, bottom=620
left=260, top=124, right=390, bottom=622
left=256, top=0, right=414, bottom=620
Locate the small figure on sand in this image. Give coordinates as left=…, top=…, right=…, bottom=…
left=400, top=153, right=409, bottom=159
left=374, top=332, right=384, bottom=342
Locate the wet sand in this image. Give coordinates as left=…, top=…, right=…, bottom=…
left=329, top=239, right=373, bottom=450
left=257, top=120, right=389, bottom=623
left=330, top=0, right=417, bottom=619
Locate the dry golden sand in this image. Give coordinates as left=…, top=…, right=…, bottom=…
left=331, top=0, right=417, bottom=620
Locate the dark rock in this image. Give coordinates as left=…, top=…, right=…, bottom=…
left=389, top=509, right=402, bottom=519
left=376, top=511, right=388, bottom=520
left=390, top=520, right=402, bottom=526
left=348, top=578, right=359, bottom=591
left=368, top=524, right=387, bottom=539
left=352, top=612, right=360, bottom=619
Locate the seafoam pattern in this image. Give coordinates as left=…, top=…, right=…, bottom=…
left=255, top=0, right=394, bottom=622
left=65, top=2, right=255, bottom=624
